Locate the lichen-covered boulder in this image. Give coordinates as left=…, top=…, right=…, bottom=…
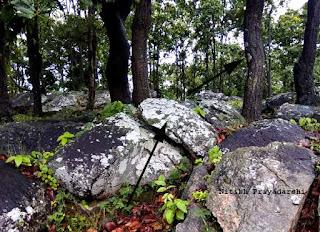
left=187, top=91, right=245, bottom=128
left=49, top=113, right=186, bottom=198
left=0, top=121, right=83, bottom=155
left=42, top=90, right=110, bottom=112
left=265, top=92, right=296, bottom=111
left=195, top=91, right=241, bottom=102
left=275, top=103, right=320, bottom=121
left=0, top=161, right=48, bottom=232
left=139, top=98, right=216, bottom=157
left=206, top=142, right=317, bottom=232
left=11, top=93, right=50, bottom=114
left=220, top=119, right=306, bottom=152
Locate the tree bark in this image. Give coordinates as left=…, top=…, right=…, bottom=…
left=0, top=19, right=11, bottom=121
left=26, top=15, right=43, bottom=116
left=86, top=6, right=97, bottom=110
left=242, top=0, right=265, bottom=123
left=131, top=0, right=151, bottom=105
left=293, top=0, right=320, bottom=105
left=100, top=0, right=132, bottom=103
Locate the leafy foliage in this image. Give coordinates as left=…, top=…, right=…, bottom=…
left=153, top=175, right=189, bottom=224
left=57, top=132, right=75, bottom=146
left=193, top=106, right=206, bottom=118
left=192, top=190, right=209, bottom=202
left=291, top=117, right=320, bottom=132
left=208, top=145, right=223, bottom=165
left=99, top=101, right=125, bottom=118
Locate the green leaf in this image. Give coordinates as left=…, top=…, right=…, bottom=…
left=174, top=199, right=188, bottom=213
left=176, top=209, right=185, bottom=220
left=157, top=187, right=167, bottom=193
left=15, top=156, right=23, bottom=167
left=164, top=209, right=175, bottom=224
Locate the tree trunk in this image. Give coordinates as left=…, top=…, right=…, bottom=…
left=86, top=6, right=97, bottom=110
left=293, top=0, right=320, bottom=105
left=266, top=5, right=273, bottom=98
left=26, top=15, right=43, bottom=116
left=0, top=19, right=11, bottom=121
left=100, top=0, right=132, bottom=103
left=131, top=0, right=151, bottom=105
left=242, top=0, right=265, bottom=123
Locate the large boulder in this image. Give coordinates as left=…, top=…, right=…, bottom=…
left=220, top=119, right=306, bottom=152
left=0, top=161, right=48, bottom=231
left=190, top=91, right=245, bottom=128
left=42, top=90, right=110, bottom=112
left=275, top=103, right=320, bottom=121
left=11, top=93, right=50, bottom=114
left=0, top=121, right=83, bottom=155
left=49, top=113, right=186, bottom=198
left=195, top=91, right=242, bottom=102
left=206, top=142, right=317, bottom=232
left=139, top=98, right=216, bottom=157
left=265, top=92, right=296, bottom=111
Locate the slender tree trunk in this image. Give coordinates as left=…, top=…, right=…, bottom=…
left=293, top=0, right=320, bottom=105
left=86, top=6, right=97, bottom=110
left=154, top=47, right=161, bottom=97
left=26, top=15, right=43, bottom=116
left=266, top=5, right=273, bottom=98
left=131, top=0, right=151, bottom=105
left=100, top=0, right=132, bottom=103
left=242, top=0, right=265, bottom=123
left=0, top=19, right=11, bottom=121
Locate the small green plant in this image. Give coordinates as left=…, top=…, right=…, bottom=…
left=291, top=117, right=320, bottom=132
left=6, top=154, right=32, bottom=167
left=208, top=145, right=222, bottom=165
left=161, top=195, right=189, bottom=224
left=192, top=190, right=209, bottom=202
left=153, top=175, right=189, bottom=224
left=153, top=175, right=176, bottom=193
left=193, top=106, right=206, bottom=118
left=194, top=158, right=204, bottom=166
left=100, top=101, right=125, bottom=118
left=6, top=151, right=58, bottom=189
left=57, top=132, right=75, bottom=146
left=13, top=114, right=41, bottom=122
left=99, top=184, right=137, bottom=217
left=194, top=208, right=214, bottom=232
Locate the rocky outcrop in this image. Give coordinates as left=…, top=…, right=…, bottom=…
left=0, top=121, right=83, bottom=155
left=275, top=103, right=320, bottom=121
left=206, top=142, right=316, bottom=232
left=49, top=113, right=187, bottom=198
left=139, top=98, right=216, bottom=157
left=43, top=90, right=110, bottom=112
left=220, top=119, right=306, bottom=152
left=11, top=90, right=110, bottom=113
left=265, top=92, right=296, bottom=111
left=0, top=161, right=48, bottom=232
left=187, top=91, right=245, bottom=128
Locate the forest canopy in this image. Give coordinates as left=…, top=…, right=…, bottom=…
left=0, top=0, right=319, bottom=122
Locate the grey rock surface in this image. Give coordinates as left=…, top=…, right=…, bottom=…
left=188, top=91, right=245, bottom=128
left=206, top=142, right=317, bottom=232
left=139, top=98, right=216, bottom=157
left=42, top=90, right=110, bottom=112
left=49, top=113, right=186, bottom=198
left=265, top=92, right=296, bottom=111
left=0, top=121, right=83, bottom=155
left=0, top=161, right=48, bottom=232
left=175, top=204, right=214, bottom=232
left=220, top=119, right=306, bottom=152
left=275, top=103, right=320, bottom=121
